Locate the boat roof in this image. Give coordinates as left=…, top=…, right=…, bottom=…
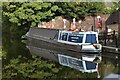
left=30, top=27, right=98, bottom=34
left=60, top=30, right=98, bottom=34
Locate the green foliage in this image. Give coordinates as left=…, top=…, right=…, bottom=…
left=54, top=2, right=84, bottom=21
left=1, top=50, right=7, bottom=60
left=53, top=2, right=106, bottom=21
left=2, top=2, right=60, bottom=37
left=87, top=2, right=105, bottom=15
left=0, top=46, right=1, bottom=59
left=2, top=2, right=58, bottom=27
left=109, top=2, right=118, bottom=13
left=102, top=2, right=118, bottom=14
left=55, top=66, right=98, bottom=78
left=3, top=55, right=61, bottom=78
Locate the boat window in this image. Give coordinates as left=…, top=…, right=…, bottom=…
left=60, top=33, right=68, bottom=41
left=59, top=55, right=68, bottom=65
left=85, top=61, right=97, bottom=70
left=58, top=54, right=84, bottom=70
left=67, top=58, right=83, bottom=70
left=85, top=34, right=97, bottom=43
left=68, top=34, right=84, bottom=43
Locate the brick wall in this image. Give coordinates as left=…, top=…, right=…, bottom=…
left=38, top=14, right=115, bottom=32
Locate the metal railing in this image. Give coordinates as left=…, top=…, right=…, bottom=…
left=98, top=30, right=118, bottom=48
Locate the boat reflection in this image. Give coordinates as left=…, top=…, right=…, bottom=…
left=26, top=44, right=102, bottom=78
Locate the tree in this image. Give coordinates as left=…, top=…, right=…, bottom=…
left=53, top=2, right=105, bottom=21
left=53, top=2, right=86, bottom=21
left=2, top=2, right=59, bottom=37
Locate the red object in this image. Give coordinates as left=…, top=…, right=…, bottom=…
left=97, top=22, right=101, bottom=28
left=98, top=64, right=101, bottom=74
left=97, top=17, right=102, bottom=28
left=97, top=16, right=102, bottom=28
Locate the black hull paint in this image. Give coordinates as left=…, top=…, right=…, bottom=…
left=27, top=36, right=81, bottom=52
left=27, top=36, right=100, bottom=54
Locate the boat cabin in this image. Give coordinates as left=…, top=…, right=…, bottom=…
left=58, top=31, right=99, bottom=45
left=58, top=54, right=100, bottom=73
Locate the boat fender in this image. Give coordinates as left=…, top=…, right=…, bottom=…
left=93, top=44, right=99, bottom=49
left=93, top=57, right=101, bottom=63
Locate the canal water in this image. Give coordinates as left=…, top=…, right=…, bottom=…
left=2, top=33, right=120, bottom=79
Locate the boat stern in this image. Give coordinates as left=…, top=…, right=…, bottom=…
left=81, top=44, right=102, bottom=53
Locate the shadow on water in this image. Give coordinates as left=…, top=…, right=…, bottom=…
left=2, top=32, right=32, bottom=65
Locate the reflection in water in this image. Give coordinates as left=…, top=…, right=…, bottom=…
left=26, top=40, right=102, bottom=78
left=2, top=33, right=31, bottom=65
left=2, top=32, right=119, bottom=78
left=26, top=36, right=120, bottom=78
left=101, top=52, right=119, bottom=77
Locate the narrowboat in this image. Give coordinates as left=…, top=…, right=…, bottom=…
left=26, top=27, right=102, bottom=53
